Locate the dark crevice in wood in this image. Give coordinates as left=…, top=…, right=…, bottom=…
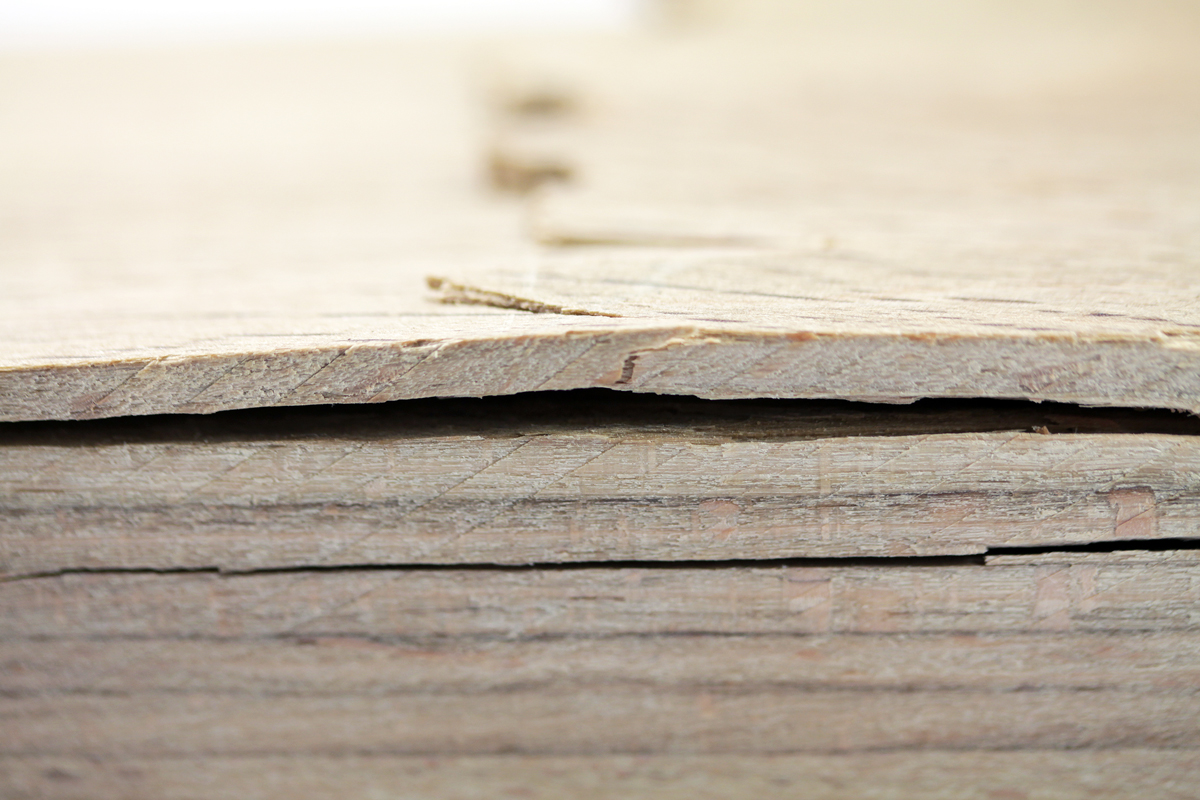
left=426, top=278, right=617, bottom=316
left=6, top=538, right=1200, bottom=583
left=0, top=557, right=984, bottom=583
left=986, top=538, right=1200, bottom=557
left=2, top=389, right=1197, bottom=446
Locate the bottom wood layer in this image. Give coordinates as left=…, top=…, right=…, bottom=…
left=2, top=752, right=1198, bottom=800
left=2, top=553, right=1197, bottom=799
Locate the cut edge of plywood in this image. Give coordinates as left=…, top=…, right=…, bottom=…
left=4, top=318, right=1200, bottom=422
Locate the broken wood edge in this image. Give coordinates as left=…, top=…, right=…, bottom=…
left=3, top=323, right=1199, bottom=422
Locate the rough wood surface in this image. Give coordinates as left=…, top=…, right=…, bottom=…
left=3, top=1, right=1200, bottom=421
left=6, top=555, right=1199, bottom=639
left=3, top=554, right=1198, bottom=796
left=4, top=5, right=1198, bottom=797
left=448, top=0, right=1200, bottom=410
left=4, top=393, right=1197, bottom=573
left=5, top=752, right=1198, bottom=800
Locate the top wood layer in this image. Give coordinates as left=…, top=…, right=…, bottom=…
left=2, top=2, right=1198, bottom=421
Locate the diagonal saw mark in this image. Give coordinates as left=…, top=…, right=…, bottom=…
left=530, top=441, right=624, bottom=500
left=76, top=360, right=155, bottom=415
left=827, top=434, right=935, bottom=498
left=202, top=440, right=535, bottom=623
left=934, top=438, right=1105, bottom=541
left=703, top=340, right=798, bottom=394
left=176, top=447, right=268, bottom=504
left=274, top=442, right=368, bottom=504
left=416, top=441, right=621, bottom=560
left=180, top=355, right=252, bottom=408
left=277, top=572, right=403, bottom=636
left=530, top=340, right=602, bottom=392
left=895, top=432, right=1028, bottom=511
left=363, top=341, right=450, bottom=404
left=275, top=348, right=349, bottom=405
left=999, top=439, right=1189, bottom=547
left=320, top=438, right=537, bottom=564
left=919, top=505, right=991, bottom=547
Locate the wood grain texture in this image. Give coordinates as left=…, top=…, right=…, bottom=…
left=4, top=752, right=1198, bottom=800
left=7, top=557, right=1198, bottom=640
left=4, top=5, right=1198, bottom=797
left=2, top=555, right=1198, bottom=795
left=455, top=0, right=1200, bottom=407
left=4, top=394, right=1198, bottom=572
left=3, top=1, right=1200, bottom=420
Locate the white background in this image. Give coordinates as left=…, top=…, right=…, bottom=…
left=0, top=0, right=641, bottom=49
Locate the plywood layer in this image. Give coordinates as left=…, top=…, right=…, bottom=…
left=5, top=753, right=1198, bottom=800
left=3, top=1, right=1199, bottom=420
left=6, top=556, right=1199, bottom=639
left=4, top=5, right=1198, bottom=796
left=3, top=393, right=1197, bottom=572
left=3, top=553, right=1198, bottom=797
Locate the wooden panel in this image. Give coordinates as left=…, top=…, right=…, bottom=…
left=5, top=689, right=1198, bottom=756
left=3, top=556, right=1198, bottom=795
left=451, top=0, right=1200, bottom=407
left=7, top=634, right=1200, bottom=694
left=4, top=395, right=1198, bottom=571
left=5, top=559, right=1199, bottom=639
left=4, top=5, right=1197, bottom=797
left=3, top=2, right=1200, bottom=420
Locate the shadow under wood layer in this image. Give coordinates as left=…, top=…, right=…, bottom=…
left=4, top=390, right=1198, bottom=445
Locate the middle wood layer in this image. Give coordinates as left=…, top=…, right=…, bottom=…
left=3, top=392, right=1197, bottom=573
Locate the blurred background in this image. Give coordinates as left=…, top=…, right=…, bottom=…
left=0, top=0, right=642, bottom=50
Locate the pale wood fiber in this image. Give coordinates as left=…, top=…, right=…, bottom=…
left=3, top=4, right=1199, bottom=797
left=2, top=2, right=1199, bottom=419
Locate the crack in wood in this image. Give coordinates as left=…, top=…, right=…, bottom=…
left=5, top=538, right=1198, bottom=583
left=426, top=277, right=620, bottom=317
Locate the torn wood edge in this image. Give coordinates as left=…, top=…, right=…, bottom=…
left=3, top=323, right=1200, bottom=422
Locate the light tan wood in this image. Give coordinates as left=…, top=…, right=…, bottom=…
left=4, top=395, right=1197, bottom=572
left=457, top=0, right=1200, bottom=406
left=7, top=689, right=1198, bottom=756
left=654, top=0, right=1200, bottom=33
left=4, top=752, right=1198, bottom=800
left=3, top=2, right=1200, bottom=421
left=8, top=631, right=1200, bottom=693
left=3, top=6, right=1198, bottom=797
left=6, top=559, right=1198, bottom=639
left=3, top=556, right=1198, bottom=794
left=517, top=1, right=1200, bottom=253
left=0, top=36, right=572, bottom=422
